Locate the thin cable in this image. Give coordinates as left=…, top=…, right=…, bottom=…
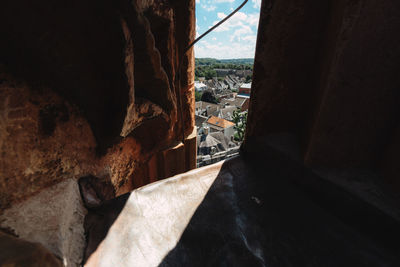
left=184, top=0, right=249, bottom=53
left=177, top=0, right=249, bottom=143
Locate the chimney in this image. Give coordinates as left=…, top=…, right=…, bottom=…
left=202, top=123, right=209, bottom=135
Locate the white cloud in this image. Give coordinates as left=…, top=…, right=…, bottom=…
left=196, top=18, right=200, bottom=38
left=247, top=13, right=260, bottom=26
left=196, top=0, right=200, bottom=3
left=215, top=0, right=235, bottom=3
left=195, top=1, right=260, bottom=59
left=195, top=40, right=256, bottom=59
left=201, top=4, right=217, bottom=11
left=252, top=0, right=261, bottom=9
left=217, top=12, right=227, bottom=19
left=213, top=12, right=245, bottom=32
left=212, top=11, right=259, bottom=35
left=242, top=35, right=257, bottom=42
left=230, top=25, right=253, bottom=42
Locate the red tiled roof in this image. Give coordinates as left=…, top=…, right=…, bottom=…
left=206, top=116, right=235, bottom=129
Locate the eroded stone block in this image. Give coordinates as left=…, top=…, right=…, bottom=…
left=0, top=179, right=87, bottom=267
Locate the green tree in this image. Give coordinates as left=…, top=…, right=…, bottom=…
left=245, top=75, right=252, bottom=83
left=204, top=69, right=217, bottom=80
left=195, top=91, right=202, bottom=101
left=232, top=109, right=247, bottom=141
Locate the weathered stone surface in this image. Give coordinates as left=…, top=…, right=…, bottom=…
left=246, top=0, right=331, bottom=138
left=0, top=0, right=131, bottom=151
left=0, top=0, right=197, bottom=209
left=83, top=193, right=130, bottom=265
left=303, top=0, right=400, bottom=168
left=84, top=156, right=399, bottom=266
left=173, top=0, right=196, bottom=138
left=184, top=127, right=198, bottom=171
left=0, top=232, right=63, bottom=267
left=0, top=0, right=196, bottom=265
left=88, top=0, right=196, bottom=192
left=0, top=179, right=87, bottom=266
left=246, top=0, right=400, bottom=172
left=0, top=72, right=97, bottom=210
left=85, top=162, right=221, bottom=267
left=79, top=176, right=116, bottom=209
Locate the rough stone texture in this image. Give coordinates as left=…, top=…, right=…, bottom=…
left=0, top=232, right=63, bottom=267
left=0, top=0, right=129, bottom=151
left=184, top=127, right=198, bottom=171
left=303, top=0, right=400, bottom=168
left=246, top=0, right=400, bottom=184
left=173, top=0, right=196, bottom=138
left=78, top=176, right=116, bottom=209
left=0, top=179, right=87, bottom=266
left=0, top=1, right=196, bottom=263
left=84, top=156, right=399, bottom=266
left=0, top=0, right=196, bottom=208
left=243, top=1, right=400, bottom=260
left=0, top=71, right=97, bottom=210
left=246, top=0, right=331, bottom=138
left=84, top=162, right=224, bottom=266
left=82, top=194, right=130, bottom=264
left=104, top=127, right=197, bottom=195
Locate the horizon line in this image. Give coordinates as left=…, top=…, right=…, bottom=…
left=195, top=57, right=254, bottom=60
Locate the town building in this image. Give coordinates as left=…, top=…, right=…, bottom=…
left=217, top=106, right=237, bottom=121
left=220, top=95, right=249, bottom=112
left=238, top=82, right=251, bottom=96
left=196, top=125, right=239, bottom=167
left=194, top=81, right=207, bottom=91
left=195, top=101, right=220, bottom=117
left=195, top=114, right=208, bottom=129
left=205, top=115, right=235, bottom=139
left=235, top=69, right=253, bottom=78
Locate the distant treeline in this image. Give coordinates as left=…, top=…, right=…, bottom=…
left=195, top=58, right=253, bottom=80
left=196, top=58, right=254, bottom=65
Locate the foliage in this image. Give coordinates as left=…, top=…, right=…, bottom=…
left=245, top=75, right=252, bottom=83
left=195, top=58, right=253, bottom=79
left=201, top=90, right=219, bottom=104
left=196, top=58, right=254, bottom=65
left=195, top=91, right=202, bottom=101
left=195, top=66, right=217, bottom=79
left=232, top=109, right=247, bottom=142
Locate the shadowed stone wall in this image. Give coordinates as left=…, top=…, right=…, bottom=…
left=0, top=0, right=196, bottom=264
left=0, top=0, right=195, bottom=220
left=246, top=0, right=400, bottom=189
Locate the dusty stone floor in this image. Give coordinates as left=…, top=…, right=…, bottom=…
left=84, top=143, right=400, bottom=266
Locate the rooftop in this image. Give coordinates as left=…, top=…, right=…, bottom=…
left=206, top=116, right=235, bottom=129
left=236, top=94, right=250, bottom=99
left=220, top=97, right=247, bottom=108
left=240, top=82, right=252, bottom=89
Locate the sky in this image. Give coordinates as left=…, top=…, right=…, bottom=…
left=195, top=0, right=261, bottom=59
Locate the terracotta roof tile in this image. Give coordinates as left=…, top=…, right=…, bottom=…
left=207, top=116, right=235, bottom=129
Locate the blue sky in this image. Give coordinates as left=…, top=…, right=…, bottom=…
left=195, top=0, right=261, bottom=59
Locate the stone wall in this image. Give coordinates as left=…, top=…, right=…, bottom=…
left=0, top=0, right=196, bottom=210
left=0, top=71, right=97, bottom=210
left=0, top=1, right=195, bottom=264
left=245, top=0, right=400, bottom=188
